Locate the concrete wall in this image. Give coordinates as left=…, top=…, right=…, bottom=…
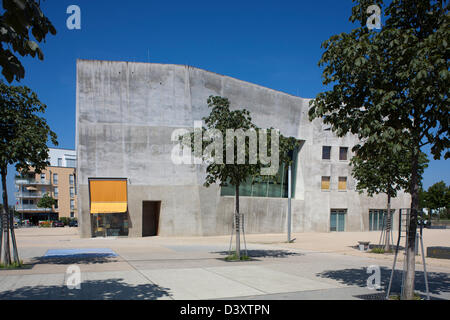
left=76, top=59, right=411, bottom=237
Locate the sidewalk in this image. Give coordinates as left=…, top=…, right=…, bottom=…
left=0, top=227, right=447, bottom=300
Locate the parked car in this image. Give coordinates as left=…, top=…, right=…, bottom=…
left=69, top=220, right=78, bottom=227
left=52, top=221, right=65, bottom=228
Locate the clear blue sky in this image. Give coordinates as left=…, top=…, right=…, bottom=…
left=1, top=0, right=448, bottom=204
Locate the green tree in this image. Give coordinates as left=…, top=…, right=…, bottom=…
left=0, top=0, right=56, bottom=82
left=426, top=181, right=450, bottom=219
left=37, top=192, right=56, bottom=210
left=351, top=141, right=428, bottom=251
left=0, top=82, right=57, bottom=266
left=182, top=96, right=299, bottom=259
left=308, top=0, right=449, bottom=299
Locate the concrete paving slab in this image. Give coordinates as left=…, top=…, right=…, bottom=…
left=140, top=268, right=264, bottom=300
left=205, top=265, right=340, bottom=294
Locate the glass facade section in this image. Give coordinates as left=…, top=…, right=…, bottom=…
left=220, top=147, right=298, bottom=199
left=91, top=213, right=129, bottom=237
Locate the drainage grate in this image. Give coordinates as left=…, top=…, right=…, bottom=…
left=354, top=293, right=387, bottom=300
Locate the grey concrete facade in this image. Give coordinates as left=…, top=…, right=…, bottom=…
left=76, top=59, right=411, bottom=238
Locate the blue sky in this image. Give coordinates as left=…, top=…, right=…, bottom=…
left=1, top=0, right=448, bottom=204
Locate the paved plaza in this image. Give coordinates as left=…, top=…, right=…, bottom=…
left=0, top=228, right=448, bottom=300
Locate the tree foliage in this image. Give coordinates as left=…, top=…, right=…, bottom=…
left=0, top=81, right=57, bottom=266
left=308, top=0, right=449, bottom=299
left=0, top=0, right=56, bottom=82
left=0, top=81, right=57, bottom=173
left=37, top=192, right=56, bottom=209
left=351, top=142, right=428, bottom=197
left=423, top=181, right=450, bottom=210
left=196, top=96, right=298, bottom=189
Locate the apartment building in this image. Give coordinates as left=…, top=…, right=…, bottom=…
left=15, top=148, right=78, bottom=225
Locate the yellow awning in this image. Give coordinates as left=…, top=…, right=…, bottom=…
left=90, top=202, right=127, bottom=214
left=89, top=179, right=127, bottom=214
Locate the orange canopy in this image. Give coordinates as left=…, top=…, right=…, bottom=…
left=89, top=179, right=127, bottom=214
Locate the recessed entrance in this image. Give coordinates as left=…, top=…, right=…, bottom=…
left=142, top=201, right=161, bottom=237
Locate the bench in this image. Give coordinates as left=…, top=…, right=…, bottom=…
left=358, top=241, right=371, bottom=252
left=427, top=247, right=450, bottom=259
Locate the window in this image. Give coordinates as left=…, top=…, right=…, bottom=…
left=66, top=159, right=76, bottom=168
left=220, top=146, right=299, bottom=199
left=339, top=147, right=348, bottom=161
left=322, top=146, right=331, bottom=160
left=54, top=200, right=58, bottom=209
left=69, top=174, right=74, bottom=185
left=330, top=209, right=346, bottom=232
left=70, top=212, right=74, bottom=218
left=40, top=173, right=46, bottom=180
left=53, top=173, right=58, bottom=185
left=321, top=176, right=330, bottom=190
left=369, top=209, right=392, bottom=231
left=70, top=200, right=75, bottom=210
left=70, top=187, right=75, bottom=198
left=54, top=187, right=59, bottom=198
left=58, top=158, right=62, bottom=166
left=338, top=177, right=347, bottom=191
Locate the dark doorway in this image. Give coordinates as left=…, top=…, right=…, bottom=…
left=142, top=201, right=161, bottom=237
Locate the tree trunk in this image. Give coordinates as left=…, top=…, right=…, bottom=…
left=384, top=193, right=392, bottom=252
left=1, top=166, right=11, bottom=265
left=9, top=208, right=20, bottom=264
left=235, top=184, right=240, bottom=260
left=403, top=149, right=420, bottom=300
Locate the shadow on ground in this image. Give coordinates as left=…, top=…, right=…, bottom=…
left=31, top=254, right=119, bottom=265
left=212, top=249, right=302, bottom=259
left=316, top=267, right=450, bottom=296
left=0, top=278, right=171, bottom=300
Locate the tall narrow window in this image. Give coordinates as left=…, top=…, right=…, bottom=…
left=339, top=147, right=348, bottom=161
left=58, top=158, right=62, bottom=166
left=338, top=177, right=347, bottom=191
left=330, top=209, right=347, bottom=232
left=322, top=146, right=331, bottom=160
left=70, top=187, right=75, bottom=198
left=69, top=174, right=74, bottom=185
left=70, top=200, right=75, bottom=210
left=321, top=176, right=331, bottom=190
left=40, top=173, right=46, bottom=181
left=53, top=173, right=58, bottom=185
left=54, top=200, right=58, bottom=210
left=54, top=187, right=59, bottom=198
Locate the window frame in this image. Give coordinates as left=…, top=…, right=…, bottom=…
left=322, top=146, right=331, bottom=160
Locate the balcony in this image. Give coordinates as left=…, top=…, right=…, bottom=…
left=15, top=191, right=46, bottom=199
left=15, top=178, right=51, bottom=185
left=15, top=205, right=54, bottom=212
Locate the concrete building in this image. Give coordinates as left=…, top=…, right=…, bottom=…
left=15, top=148, right=78, bottom=224
left=76, top=59, right=410, bottom=238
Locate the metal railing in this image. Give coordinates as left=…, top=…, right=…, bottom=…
left=15, top=178, right=51, bottom=185
left=15, top=191, right=46, bottom=198
left=15, top=205, right=54, bottom=212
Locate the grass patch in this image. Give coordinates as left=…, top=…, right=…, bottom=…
left=389, top=293, right=423, bottom=300
left=370, top=248, right=393, bottom=254
left=224, top=253, right=251, bottom=261
left=0, top=260, right=25, bottom=269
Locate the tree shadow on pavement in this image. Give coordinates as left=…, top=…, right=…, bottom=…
left=316, top=267, right=450, bottom=296
left=31, top=254, right=119, bottom=265
left=213, top=249, right=302, bottom=259
left=0, top=278, right=172, bottom=300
